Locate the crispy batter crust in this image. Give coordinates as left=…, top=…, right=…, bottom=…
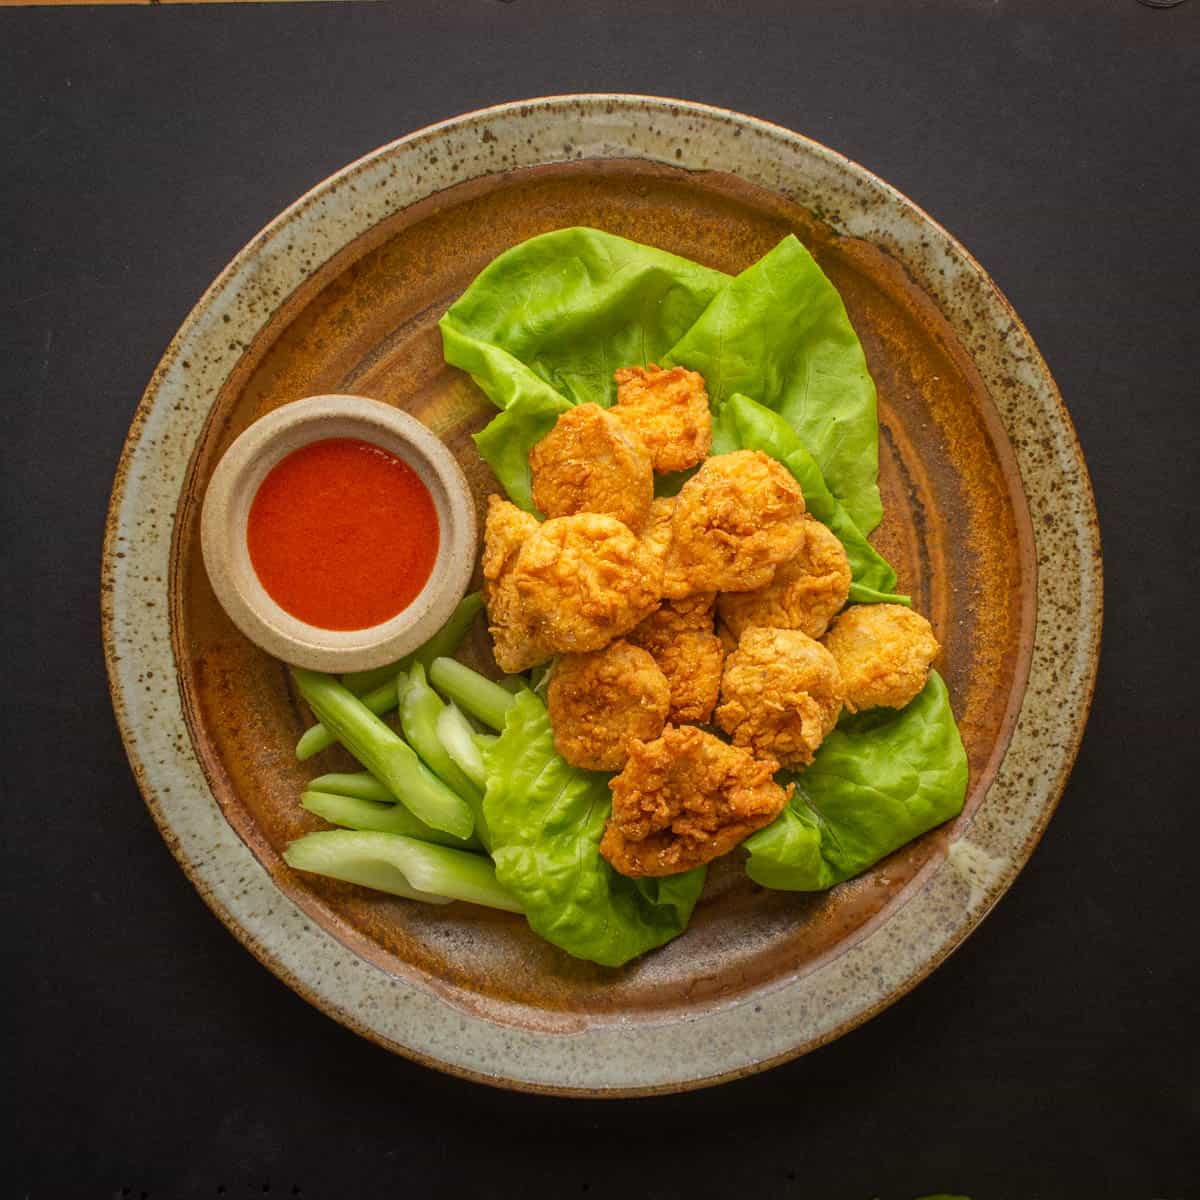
left=548, top=641, right=670, bottom=771
left=654, top=631, right=725, bottom=724
left=509, top=512, right=662, bottom=662
left=663, top=451, right=806, bottom=598
left=715, top=627, right=843, bottom=768
left=612, top=363, right=712, bottom=474
left=628, top=594, right=722, bottom=722
left=601, top=725, right=791, bottom=877
left=717, top=515, right=851, bottom=640
left=637, top=495, right=676, bottom=573
left=529, top=403, right=653, bottom=530
left=482, top=496, right=547, bottom=672
left=821, top=603, right=939, bottom=713
left=628, top=592, right=715, bottom=655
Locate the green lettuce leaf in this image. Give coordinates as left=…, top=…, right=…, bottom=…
left=712, top=392, right=907, bottom=605
left=440, top=227, right=882, bottom=525
left=441, top=227, right=726, bottom=511
left=665, top=234, right=883, bottom=532
left=483, top=690, right=706, bottom=967
left=471, top=391, right=570, bottom=513
left=744, top=672, right=967, bottom=891
left=441, top=226, right=727, bottom=409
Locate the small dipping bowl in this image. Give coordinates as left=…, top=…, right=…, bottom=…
left=200, top=395, right=477, bottom=672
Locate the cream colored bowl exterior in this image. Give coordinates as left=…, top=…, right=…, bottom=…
left=199, top=395, right=477, bottom=672
left=102, top=95, right=1101, bottom=1095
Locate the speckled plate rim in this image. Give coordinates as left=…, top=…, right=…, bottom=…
left=101, top=94, right=1102, bottom=1097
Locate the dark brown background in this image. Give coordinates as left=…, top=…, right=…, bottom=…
left=2, top=1, right=1197, bottom=1197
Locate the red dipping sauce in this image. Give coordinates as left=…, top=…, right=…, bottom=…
left=246, top=437, right=439, bottom=631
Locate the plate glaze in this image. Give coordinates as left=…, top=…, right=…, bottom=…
left=102, top=96, right=1101, bottom=1095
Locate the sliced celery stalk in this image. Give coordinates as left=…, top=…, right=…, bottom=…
left=437, top=703, right=486, bottom=789
left=428, top=657, right=518, bottom=731
left=284, top=830, right=521, bottom=912
left=306, top=772, right=393, bottom=804
left=301, top=791, right=479, bottom=849
left=398, top=664, right=483, bottom=805
left=292, top=669, right=474, bottom=840
left=296, top=680, right=396, bottom=761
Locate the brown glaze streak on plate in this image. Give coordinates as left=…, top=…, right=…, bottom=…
left=170, top=161, right=1035, bottom=1030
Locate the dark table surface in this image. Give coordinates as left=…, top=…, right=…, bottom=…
left=3, top=2, right=1198, bottom=1197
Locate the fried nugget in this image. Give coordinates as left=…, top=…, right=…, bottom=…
left=715, top=627, right=843, bottom=768
left=627, top=594, right=722, bottom=723
left=663, top=451, right=806, bottom=599
left=529, top=403, right=653, bottom=530
left=654, top=631, right=725, bottom=724
left=638, top=495, right=676, bottom=572
left=628, top=592, right=716, bottom=655
left=547, top=640, right=670, bottom=771
left=717, top=515, right=851, bottom=641
left=612, top=363, right=712, bottom=474
left=716, top=620, right=739, bottom=655
left=508, top=512, right=662, bottom=663
left=821, top=603, right=939, bottom=713
left=482, top=496, right=547, bottom=673
left=600, top=725, right=792, bottom=877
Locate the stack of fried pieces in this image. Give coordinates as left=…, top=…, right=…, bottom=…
left=483, top=365, right=940, bottom=878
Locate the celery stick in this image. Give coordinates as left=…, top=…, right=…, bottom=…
left=428, top=657, right=518, bottom=731
left=301, top=790, right=480, bottom=848
left=296, top=680, right=397, bottom=761
left=436, top=702, right=492, bottom=850
left=284, top=830, right=450, bottom=904
left=339, top=663, right=401, bottom=697
left=341, top=591, right=484, bottom=694
left=284, top=830, right=522, bottom=912
left=307, top=772, right=393, bottom=803
left=292, top=669, right=474, bottom=840
left=399, top=665, right=483, bottom=804
left=437, top=704, right=486, bottom=789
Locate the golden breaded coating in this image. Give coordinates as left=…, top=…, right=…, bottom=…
left=717, top=515, right=852, bottom=641
left=482, top=494, right=539, bottom=580
left=612, top=363, right=712, bottom=474
left=627, top=594, right=721, bottom=722
left=628, top=592, right=716, bottom=655
left=547, top=641, right=670, bottom=771
left=508, top=512, right=663, bottom=662
left=482, top=496, right=548, bottom=673
left=529, top=403, right=653, bottom=530
left=638, top=495, right=676, bottom=572
left=663, top=451, right=806, bottom=599
left=822, top=603, right=939, bottom=713
left=654, top=630, right=725, bottom=724
left=600, top=725, right=792, bottom=877
left=715, top=627, right=843, bottom=768
left=716, top=620, right=739, bottom=655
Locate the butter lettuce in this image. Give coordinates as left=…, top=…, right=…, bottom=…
left=712, top=392, right=907, bottom=605
left=483, top=690, right=706, bottom=967
left=744, top=672, right=967, bottom=891
left=441, top=227, right=881, bottom=527
left=441, top=226, right=726, bottom=409
left=665, top=234, right=882, bottom=532
left=443, top=229, right=966, bottom=935
left=442, top=227, right=725, bottom=513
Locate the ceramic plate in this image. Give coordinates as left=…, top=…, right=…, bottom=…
left=102, top=95, right=1101, bottom=1095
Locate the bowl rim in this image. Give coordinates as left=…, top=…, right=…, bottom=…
left=101, top=93, right=1102, bottom=1096
left=198, top=393, right=477, bottom=672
